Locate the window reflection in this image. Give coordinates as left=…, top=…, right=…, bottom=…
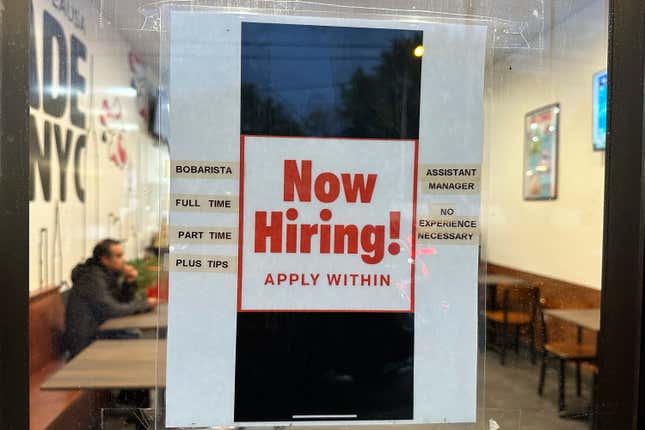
left=25, top=0, right=607, bottom=428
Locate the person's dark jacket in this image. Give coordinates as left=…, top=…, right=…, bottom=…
left=63, top=259, right=151, bottom=357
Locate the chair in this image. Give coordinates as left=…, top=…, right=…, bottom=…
left=537, top=298, right=597, bottom=412
left=588, top=363, right=599, bottom=430
left=485, top=284, right=539, bottom=365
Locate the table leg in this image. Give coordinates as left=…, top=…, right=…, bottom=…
left=559, top=324, right=593, bottom=421
left=488, top=284, right=498, bottom=311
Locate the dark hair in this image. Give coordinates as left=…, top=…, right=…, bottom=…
left=92, top=238, right=121, bottom=262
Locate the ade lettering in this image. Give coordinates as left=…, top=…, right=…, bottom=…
left=29, top=4, right=87, bottom=202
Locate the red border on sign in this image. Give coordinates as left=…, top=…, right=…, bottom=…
left=237, top=134, right=418, bottom=313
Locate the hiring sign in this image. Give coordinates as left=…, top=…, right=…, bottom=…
left=239, top=136, right=417, bottom=312
left=165, top=12, right=487, bottom=428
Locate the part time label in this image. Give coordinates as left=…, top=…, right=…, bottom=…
left=170, top=226, right=238, bottom=244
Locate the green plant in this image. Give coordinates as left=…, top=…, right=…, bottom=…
left=127, top=257, right=158, bottom=300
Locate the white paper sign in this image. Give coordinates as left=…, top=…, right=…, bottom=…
left=240, top=136, right=416, bottom=312
left=165, top=11, right=486, bottom=428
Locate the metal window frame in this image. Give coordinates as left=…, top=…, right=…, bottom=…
left=595, top=0, right=645, bottom=429
left=0, top=0, right=30, bottom=428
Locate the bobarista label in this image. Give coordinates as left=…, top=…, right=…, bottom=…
left=171, top=160, right=239, bottom=179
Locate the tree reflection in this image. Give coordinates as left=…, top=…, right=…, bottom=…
left=339, top=35, right=422, bottom=139
left=241, top=83, right=303, bottom=136
left=241, top=34, right=422, bottom=139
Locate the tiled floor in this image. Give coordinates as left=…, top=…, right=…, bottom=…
left=480, top=349, right=591, bottom=430
left=104, top=350, right=591, bottom=429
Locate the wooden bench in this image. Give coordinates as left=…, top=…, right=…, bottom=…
left=29, top=286, right=110, bottom=430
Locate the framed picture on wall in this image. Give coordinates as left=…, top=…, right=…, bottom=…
left=523, top=103, right=559, bottom=200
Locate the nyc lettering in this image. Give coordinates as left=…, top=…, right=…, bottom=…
left=254, top=159, right=402, bottom=265
left=30, top=6, right=88, bottom=202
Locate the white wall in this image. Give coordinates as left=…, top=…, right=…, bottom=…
left=482, top=0, right=608, bottom=289
left=29, top=0, right=169, bottom=292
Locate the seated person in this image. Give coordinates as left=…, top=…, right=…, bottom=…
left=63, top=239, right=152, bottom=358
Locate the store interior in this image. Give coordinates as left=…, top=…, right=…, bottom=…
left=27, top=0, right=607, bottom=429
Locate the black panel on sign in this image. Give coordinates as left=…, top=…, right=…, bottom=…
left=241, top=22, right=423, bottom=139
left=234, top=312, right=414, bottom=421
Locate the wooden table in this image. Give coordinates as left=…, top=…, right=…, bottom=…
left=479, top=274, right=529, bottom=286
left=99, top=304, right=168, bottom=332
left=42, top=339, right=166, bottom=390
left=543, top=308, right=600, bottom=332
left=542, top=308, right=600, bottom=420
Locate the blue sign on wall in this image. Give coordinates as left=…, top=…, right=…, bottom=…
left=593, top=70, right=607, bottom=151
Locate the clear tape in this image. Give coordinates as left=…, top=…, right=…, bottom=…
left=128, top=0, right=543, bottom=49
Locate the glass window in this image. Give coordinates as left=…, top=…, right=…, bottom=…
left=12, top=0, right=623, bottom=429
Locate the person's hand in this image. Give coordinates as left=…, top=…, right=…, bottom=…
left=143, top=299, right=156, bottom=313
left=123, top=264, right=138, bottom=283
left=137, top=299, right=155, bottom=313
